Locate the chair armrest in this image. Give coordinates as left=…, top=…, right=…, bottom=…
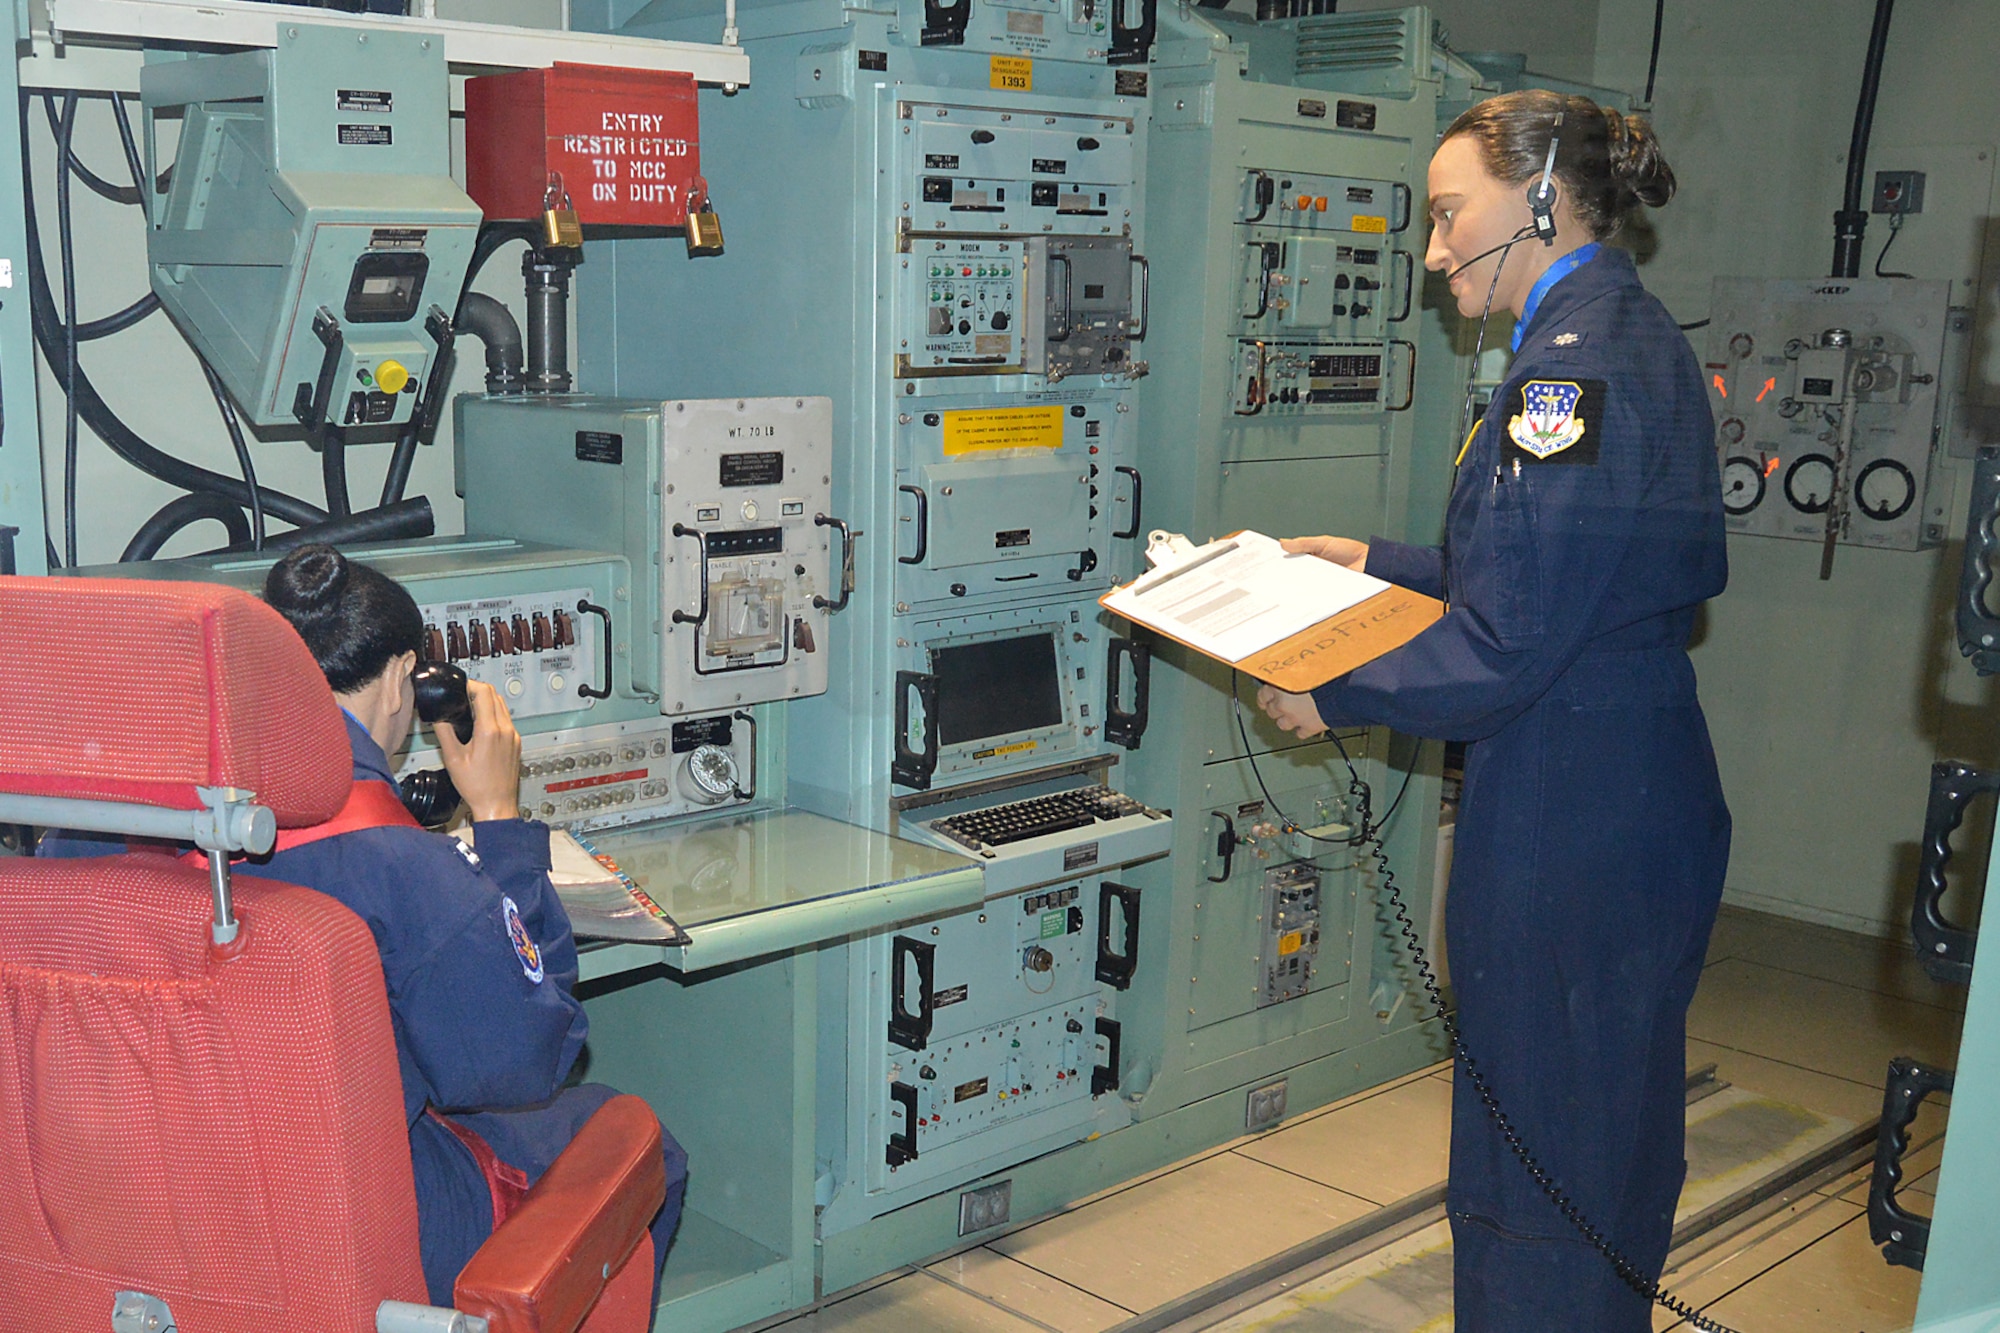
left=453, top=1094, right=667, bottom=1333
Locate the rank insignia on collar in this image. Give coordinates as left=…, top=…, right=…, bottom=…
left=1509, top=380, right=1588, bottom=458
left=1550, top=331, right=1585, bottom=347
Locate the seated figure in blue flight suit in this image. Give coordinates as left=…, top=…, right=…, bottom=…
left=256, top=544, right=690, bottom=1307
left=1261, top=91, right=1728, bottom=1332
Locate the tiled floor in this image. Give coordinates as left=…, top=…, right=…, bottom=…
left=772, top=906, right=1964, bottom=1332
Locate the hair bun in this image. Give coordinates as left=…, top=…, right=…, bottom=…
left=1604, top=108, right=1676, bottom=210
left=264, top=543, right=349, bottom=618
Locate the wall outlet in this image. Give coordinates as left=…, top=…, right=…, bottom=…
left=958, top=1179, right=1013, bottom=1235
left=1246, top=1078, right=1289, bottom=1132
left=1872, top=170, right=1926, bottom=215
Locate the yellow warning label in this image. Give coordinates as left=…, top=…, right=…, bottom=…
left=990, top=56, right=1033, bottom=91
left=972, top=739, right=1039, bottom=759
left=1351, top=214, right=1389, bottom=234
left=942, top=405, right=1064, bottom=456
left=1278, top=931, right=1304, bottom=956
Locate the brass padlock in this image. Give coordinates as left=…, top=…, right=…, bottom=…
left=685, top=199, right=725, bottom=258
left=542, top=174, right=583, bottom=250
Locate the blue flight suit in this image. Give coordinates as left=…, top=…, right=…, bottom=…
left=46, top=716, right=689, bottom=1308
left=1309, top=245, right=1730, bottom=1331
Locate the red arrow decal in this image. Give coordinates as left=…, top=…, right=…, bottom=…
left=1756, top=377, right=1776, bottom=403
left=1713, top=374, right=1728, bottom=398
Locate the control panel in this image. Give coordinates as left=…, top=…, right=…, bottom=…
left=1706, top=278, right=1956, bottom=553
left=1233, top=167, right=1413, bottom=418
left=901, top=239, right=1026, bottom=375
left=897, top=103, right=1137, bottom=241
left=1259, top=862, right=1322, bottom=1007
left=659, top=397, right=840, bottom=714
left=419, top=586, right=601, bottom=720
left=856, top=877, right=1131, bottom=1201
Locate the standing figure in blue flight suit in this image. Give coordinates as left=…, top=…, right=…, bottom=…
left=1260, top=91, right=1728, bottom=1331
left=256, top=544, right=690, bottom=1308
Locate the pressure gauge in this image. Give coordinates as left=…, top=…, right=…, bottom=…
left=1721, top=457, right=1766, bottom=516
left=1853, top=458, right=1916, bottom=522
left=677, top=744, right=740, bottom=805
left=1783, top=453, right=1837, bottom=514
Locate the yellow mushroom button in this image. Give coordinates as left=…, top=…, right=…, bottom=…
left=374, top=360, right=410, bottom=394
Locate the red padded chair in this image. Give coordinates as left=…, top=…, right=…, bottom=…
left=0, top=576, right=664, bottom=1333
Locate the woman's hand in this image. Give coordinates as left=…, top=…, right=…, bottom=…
left=434, top=681, right=523, bottom=823
left=1256, top=684, right=1329, bottom=739
left=1282, top=535, right=1369, bottom=571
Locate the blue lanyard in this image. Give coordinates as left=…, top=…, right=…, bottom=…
left=1511, top=242, right=1600, bottom=351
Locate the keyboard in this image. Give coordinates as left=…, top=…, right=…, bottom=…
left=930, top=787, right=1152, bottom=852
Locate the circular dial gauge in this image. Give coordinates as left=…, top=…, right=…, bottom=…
left=1854, top=458, right=1916, bottom=522
left=1784, top=453, right=1838, bottom=514
left=1721, top=457, right=1766, bottom=516
left=677, top=744, right=741, bottom=805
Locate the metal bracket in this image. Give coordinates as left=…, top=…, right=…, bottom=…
left=111, top=1291, right=178, bottom=1333
left=1095, top=881, right=1140, bottom=989
left=1105, top=637, right=1151, bottom=750
left=1957, top=446, right=2000, bottom=673
left=1208, top=811, right=1237, bottom=883
left=1091, top=1016, right=1122, bottom=1095
left=892, top=670, right=939, bottom=790
left=887, top=935, right=936, bottom=1051
left=1912, top=758, right=1991, bottom=984
left=1107, top=0, right=1157, bottom=65
left=1868, top=1056, right=1954, bottom=1270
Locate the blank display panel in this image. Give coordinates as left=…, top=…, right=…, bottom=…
left=932, top=634, right=1065, bottom=747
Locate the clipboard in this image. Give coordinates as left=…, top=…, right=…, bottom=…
left=1098, top=533, right=1444, bottom=694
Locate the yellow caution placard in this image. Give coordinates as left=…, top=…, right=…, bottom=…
left=1278, top=931, right=1304, bottom=956
left=990, top=56, right=1033, bottom=91
left=1351, top=214, right=1389, bottom=234
left=942, top=405, right=1064, bottom=455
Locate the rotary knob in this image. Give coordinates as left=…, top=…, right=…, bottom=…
left=677, top=744, right=740, bottom=805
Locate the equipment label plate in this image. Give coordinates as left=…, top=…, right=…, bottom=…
left=338, top=124, right=393, bottom=146
left=1350, top=215, right=1388, bottom=234
left=576, top=430, right=624, bottom=463
left=338, top=89, right=392, bottom=113
left=1064, top=842, right=1100, bottom=872
left=936, top=983, right=971, bottom=1008
left=942, top=405, right=1064, bottom=455
left=990, top=56, right=1033, bottom=91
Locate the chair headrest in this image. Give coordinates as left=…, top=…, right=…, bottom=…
left=0, top=576, right=352, bottom=827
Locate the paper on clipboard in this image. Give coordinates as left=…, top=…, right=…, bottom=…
left=1102, top=530, right=1446, bottom=693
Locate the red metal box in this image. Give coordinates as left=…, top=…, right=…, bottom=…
left=464, top=63, right=704, bottom=229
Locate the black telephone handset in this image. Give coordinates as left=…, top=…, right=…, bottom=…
left=400, top=661, right=472, bottom=828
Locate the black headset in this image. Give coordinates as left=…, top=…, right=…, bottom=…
left=1526, top=109, right=1565, bottom=245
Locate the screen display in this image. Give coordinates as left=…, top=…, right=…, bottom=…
left=344, top=250, right=429, bottom=324
left=932, top=633, right=1064, bottom=747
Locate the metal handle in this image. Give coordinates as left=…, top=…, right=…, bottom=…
left=1386, top=339, right=1417, bottom=412
left=730, top=709, right=757, bottom=800
left=669, top=524, right=710, bottom=626
left=575, top=599, right=613, bottom=700
left=892, top=670, right=940, bottom=790
left=1913, top=758, right=1992, bottom=985
left=1130, top=254, right=1149, bottom=341
left=1050, top=253, right=1074, bottom=342
left=898, top=485, right=929, bottom=565
left=296, top=306, right=343, bottom=430
left=1096, top=881, right=1141, bottom=989
left=1390, top=182, right=1413, bottom=234
left=1868, top=1056, right=1954, bottom=1269
left=1248, top=243, right=1278, bottom=320
left=1389, top=251, right=1416, bottom=324
left=1208, top=812, right=1237, bottom=883
left=1244, top=169, right=1274, bottom=224
left=886, top=1080, right=920, bottom=1165
left=1091, top=1016, right=1122, bottom=1095
left=1957, top=446, right=2000, bottom=673
left=1113, top=466, right=1142, bottom=540
left=814, top=513, right=857, bottom=612
left=1106, top=0, right=1157, bottom=65
left=1105, top=636, right=1151, bottom=750
left=413, top=305, right=455, bottom=440
left=887, top=935, right=936, bottom=1050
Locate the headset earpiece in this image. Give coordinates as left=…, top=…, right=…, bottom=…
left=1527, top=110, right=1564, bottom=245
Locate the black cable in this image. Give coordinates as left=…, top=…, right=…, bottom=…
left=1644, top=0, right=1665, bottom=105
left=1832, top=0, right=1895, bottom=277
left=1678, top=318, right=1711, bottom=331
left=120, top=490, right=252, bottom=562
left=106, top=91, right=148, bottom=205
left=19, top=95, right=329, bottom=531
left=75, top=291, right=160, bottom=341
left=322, top=434, right=352, bottom=518
left=1231, top=685, right=1742, bottom=1332
left=1875, top=206, right=1913, bottom=279
left=201, top=358, right=263, bottom=550
left=56, top=92, right=79, bottom=569
left=41, top=93, right=137, bottom=206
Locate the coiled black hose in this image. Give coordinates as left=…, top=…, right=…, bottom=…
left=120, top=490, right=253, bottom=562
left=219, top=496, right=434, bottom=555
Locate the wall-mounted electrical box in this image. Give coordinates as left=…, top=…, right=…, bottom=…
left=1707, top=278, right=1957, bottom=551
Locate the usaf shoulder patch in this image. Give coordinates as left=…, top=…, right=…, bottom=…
left=1508, top=378, right=1605, bottom=465
left=501, top=895, right=546, bottom=984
